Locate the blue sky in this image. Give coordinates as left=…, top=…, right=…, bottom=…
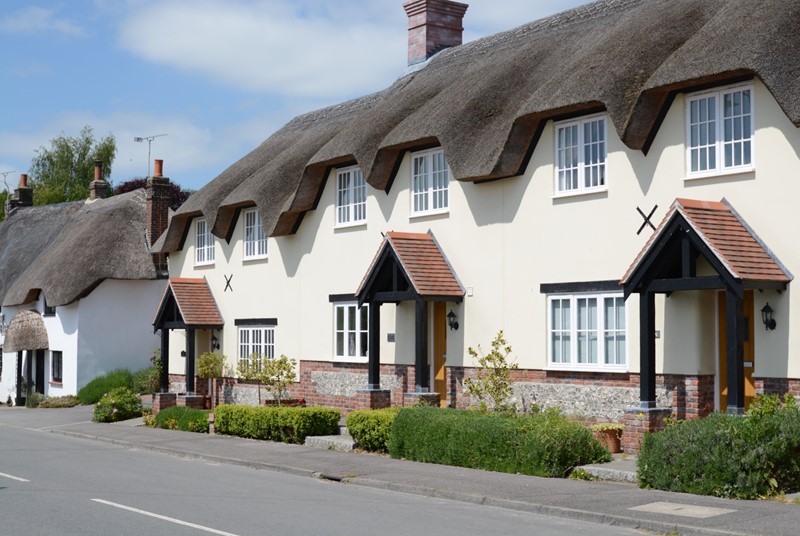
left=1, top=0, right=585, bottom=192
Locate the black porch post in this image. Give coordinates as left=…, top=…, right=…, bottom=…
left=25, top=349, right=32, bottom=398
left=726, top=289, right=745, bottom=414
left=186, top=328, right=196, bottom=394
left=639, top=291, right=656, bottom=408
left=15, top=351, right=23, bottom=404
left=160, top=328, right=170, bottom=393
left=415, top=299, right=429, bottom=392
left=367, top=301, right=381, bottom=389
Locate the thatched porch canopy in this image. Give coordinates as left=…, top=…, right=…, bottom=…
left=4, top=310, right=49, bottom=353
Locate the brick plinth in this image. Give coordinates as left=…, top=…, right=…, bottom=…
left=622, top=406, right=672, bottom=454
left=178, top=394, right=205, bottom=409
left=355, top=389, right=391, bottom=410
left=404, top=391, right=441, bottom=407
left=152, top=392, right=176, bottom=416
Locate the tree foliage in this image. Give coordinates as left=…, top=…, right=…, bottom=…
left=28, top=126, right=116, bottom=205
left=113, top=177, right=194, bottom=210
left=238, top=354, right=297, bottom=406
left=464, top=330, right=518, bottom=413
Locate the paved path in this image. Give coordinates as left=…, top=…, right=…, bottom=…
left=2, top=405, right=798, bottom=536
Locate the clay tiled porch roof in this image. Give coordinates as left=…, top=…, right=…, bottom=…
left=356, top=231, right=464, bottom=303
left=153, top=277, right=224, bottom=330
left=621, top=198, right=791, bottom=294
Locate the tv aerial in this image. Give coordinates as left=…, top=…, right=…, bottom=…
left=133, top=134, right=168, bottom=176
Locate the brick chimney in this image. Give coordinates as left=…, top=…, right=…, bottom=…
left=5, top=173, right=33, bottom=218
left=146, top=159, right=170, bottom=273
left=403, top=0, right=468, bottom=66
left=88, top=160, right=108, bottom=201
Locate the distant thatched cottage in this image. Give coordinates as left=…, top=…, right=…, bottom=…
left=0, top=161, right=172, bottom=404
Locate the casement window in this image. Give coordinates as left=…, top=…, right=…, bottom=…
left=548, top=293, right=626, bottom=370
left=238, top=325, right=275, bottom=371
left=411, top=148, right=449, bottom=216
left=195, top=218, right=215, bottom=265
left=336, top=166, right=367, bottom=227
left=243, top=208, right=268, bottom=260
left=334, top=302, right=368, bottom=361
left=686, top=84, right=753, bottom=178
left=43, top=301, right=56, bottom=316
left=555, top=114, right=607, bottom=195
left=51, top=351, right=62, bottom=383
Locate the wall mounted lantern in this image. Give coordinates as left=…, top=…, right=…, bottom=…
left=211, top=334, right=220, bottom=350
left=447, top=310, right=459, bottom=331
left=761, top=302, right=776, bottom=331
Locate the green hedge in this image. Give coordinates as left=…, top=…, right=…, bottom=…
left=154, top=406, right=210, bottom=433
left=78, top=369, right=134, bottom=405
left=214, top=404, right=340, bottom=444
left=388, top=407, right=610, bottom=477
left=346, top=407, right=402, bottom=452
left=639, top=396, right=800, bottom=499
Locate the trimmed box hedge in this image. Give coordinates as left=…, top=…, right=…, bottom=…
left=639, top=395, right=800, bottom=499
left=346, top=407, right=402, bottom=452
left=214, top=404, right=340, bottom=444
left=154, top=406, right=210, bottom=433
left=388, top=407, right=610, bottom=477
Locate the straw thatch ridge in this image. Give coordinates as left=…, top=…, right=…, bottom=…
left=4, top=310, right=49, bottom=353
left=0, top=189, right=162, bottom=307
left=157, top=0, right=800, bottom=252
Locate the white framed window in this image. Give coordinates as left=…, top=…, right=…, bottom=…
left=238, top=325, right=275, bottom=371
left=51, top=350, right=63, bottom=383
left=334, top=302, right=369, bottom=361
left=195, top=218, right=215, bottom=266
left=554, top=114, right=607, bottom=195
left=336, top=166, right=367, bottom=227
left=243, top=208, right=268, bottom=260
left=548, top=293, right=626, bottom=371
left=686, top=84, right=753, bottom=178
left=411, top=148, right=449, bottom=216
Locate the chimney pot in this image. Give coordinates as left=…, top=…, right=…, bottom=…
left=403, top=0, right=468, bottom=66
left=19, top=174, right=27, bottom=188
left=154, top=159, right=163, bottom=177
left=94, top=160, right=103, bottom=181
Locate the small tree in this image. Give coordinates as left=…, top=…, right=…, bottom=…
left=237, top=353, right=267, bottom=405
left=260, top=355, right=297, bottom=406
left=197, top=352, right=225, bottom=410
left=463, top=330, right=518, bottom=413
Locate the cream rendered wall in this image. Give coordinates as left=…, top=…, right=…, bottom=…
left=76, top=279, right=164, bottom=390
left=168, top=78, right=799, bottom=382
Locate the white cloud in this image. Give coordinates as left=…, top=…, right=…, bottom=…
left=118, top=0, right=406, bottom=99
left=0, top=6, right=84, bottom=37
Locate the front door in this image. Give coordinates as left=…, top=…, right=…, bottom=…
left=718, top=290, right=755, bottom=410
left=433, top=303, right=447, bottom=407
left=35, top=349, right=45, bottom=394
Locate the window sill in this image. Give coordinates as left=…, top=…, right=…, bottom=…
left=410, top=208, right=449, bottom=220
left=684, top=166, right=754, bottom=182
left=333, top=357, right=369, bottom=364
left=551, top=186, right=608, bottom=200
left=49, top=381, right=63, bottom=387
left=243, top=255, right=268, bottom=263
left=547, top=364, right=628, bottom=373
left=335, top=221, right=367, bottom=230
left=194, top=261, right=215, bottom=268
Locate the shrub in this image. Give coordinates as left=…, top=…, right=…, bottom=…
left=38, top=395, right=80, bottom=408
left=639, top=395, right=800, bottom=499
left=154, top=406, right=210, bottom=433
left=347, top=407, right=402, bottom=452
left=133, top=355, right=162, bottom=395
left=93, top=387, right=143, bottom=423
left=463, top=330, right=518, bottom=412
left=388, top=407, right=609, bottom=477
left=78, top=369, right=134, bottom=405
left=215, top=404, right=340, bottom=444
left=25, top=392, right=45, bottom=408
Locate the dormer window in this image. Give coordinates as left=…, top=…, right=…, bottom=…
left=686, top=84, right=753, bottom=178
left=336, top=166, right=367, bottom=227
left=243, top=208, right=267, bottom=260
left=554, top=114, right=607, bottom=196
left=411, top=148, right=449, bottom=216
left=195, top=218, right=215, bottom=266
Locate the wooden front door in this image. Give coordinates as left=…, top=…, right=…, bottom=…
left=718, top=290, right=755, bottom=410
left=433, top=302, right=447, bottom=407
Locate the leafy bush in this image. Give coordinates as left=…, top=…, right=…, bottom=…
left=388, top=407, right=610, bottom=477
left=25, top=392, right=45, bottom=408
left=639, top=395, right=800, bottom=499
left=78, top=369, right=134, bottom=405
left=215, top=404, right=340, bottom=444
left=154, top=406, right=210, bottom=433
left=38, top=395, right=80, bottom=408
left=133, top=356, right=162, bottom=395
left=347, top=407, right=402, bottom=452
left=93, top=387, right=143, bottom=423
left=464, top=330, right=518, bottom=413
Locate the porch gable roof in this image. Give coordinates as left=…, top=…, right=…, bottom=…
left=153, top=277, right=224, bottom=330
left=621, top=198, right=791, bottom=297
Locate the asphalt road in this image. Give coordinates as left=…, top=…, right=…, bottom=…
left=0, top=414, right=645, bottom=536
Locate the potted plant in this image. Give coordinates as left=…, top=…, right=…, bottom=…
left=591, top=423, right=624, bottom=453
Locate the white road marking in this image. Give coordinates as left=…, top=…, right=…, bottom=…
left=91, top=499, right=241, bottom=536
left=0, top=471, right=29, bottom=482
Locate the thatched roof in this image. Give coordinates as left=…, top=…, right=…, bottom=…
left=4, top=310, right=48, bottom=352
left=0, top=189, right=162, bottom=307
left=157, top=0, right=800, bottom=252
